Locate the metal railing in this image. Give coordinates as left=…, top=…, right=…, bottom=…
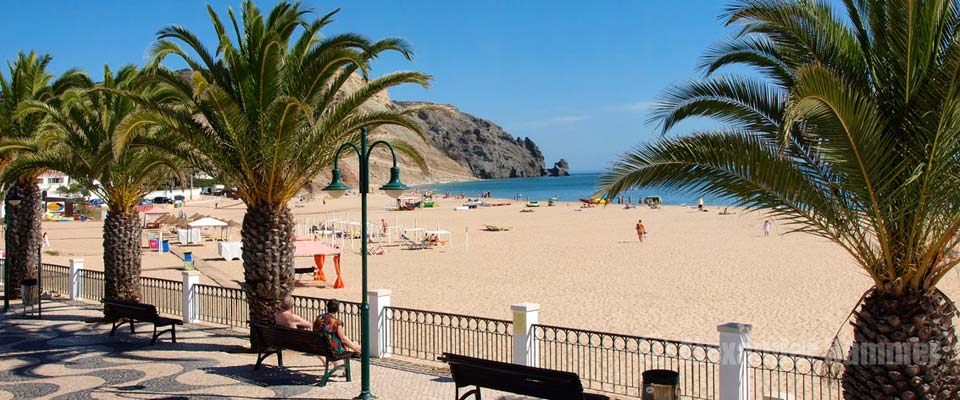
left=41, top=264, right=70, bottom=295
left=195, top=284, right=248, bottom=327
left=383, top=306, right=513, bottom=363
left=139, top=277, right=182, bottom=316
left=290, top=295, right=363, bottom=339
left=78, top=269, right=105, bottom=301
left=533, top=324, right=720, bottom=399
left=746, top=348, right=844, bottom=400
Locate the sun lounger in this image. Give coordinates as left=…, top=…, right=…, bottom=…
left=400, top=234, right=430, bottom=250
left=483, top=225, right=512, bottom=232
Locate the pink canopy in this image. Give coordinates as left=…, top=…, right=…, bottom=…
left=294, top=240, right=343, bottom=288
left=294, top=241, right=341, bottom=257
left=139, top=206, right=171, bottom=215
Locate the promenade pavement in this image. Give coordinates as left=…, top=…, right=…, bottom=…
left=0, top=300, right=541, bottom=400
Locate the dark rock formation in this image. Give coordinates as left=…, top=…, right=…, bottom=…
left=544, top=159, right=570, bottom=176
left=395, top=101, right=568, bottom=179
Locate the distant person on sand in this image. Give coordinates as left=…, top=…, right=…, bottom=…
left=274, top=296, right=311, bottom=329
left=635, top=219, right=646, bottom=242
left=42, top=232, right=51, bottom=248
left=763, top=220, right=772, bottom=237
left=381, top=218, right=388, bottom=236
left=698, top=197, right=704, bottom=212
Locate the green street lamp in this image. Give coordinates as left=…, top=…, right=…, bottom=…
left=323, top=127, right=407, bottom=400
left=2, top=185, right=22, bottom=314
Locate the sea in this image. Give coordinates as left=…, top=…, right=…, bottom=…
left=415, top=173, right=734, bottom=206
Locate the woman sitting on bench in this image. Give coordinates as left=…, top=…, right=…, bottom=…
left=313, top=300, right=362, bottom=368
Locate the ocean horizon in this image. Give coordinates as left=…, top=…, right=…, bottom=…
left=415, top=173, right=734, bottom=206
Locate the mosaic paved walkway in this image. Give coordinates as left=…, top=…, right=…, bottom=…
left=0, top=300, right=537, bottom=400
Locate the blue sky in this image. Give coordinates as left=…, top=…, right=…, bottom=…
left=0, top=1, right=736, bottom=172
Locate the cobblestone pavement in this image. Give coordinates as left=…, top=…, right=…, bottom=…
left=0, top=300, right=539, bottom=400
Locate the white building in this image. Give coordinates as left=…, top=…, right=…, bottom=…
left=37, top=171, right=71, bottom=197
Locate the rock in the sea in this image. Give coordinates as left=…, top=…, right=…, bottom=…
left=544, top=159, right=570, bottom=176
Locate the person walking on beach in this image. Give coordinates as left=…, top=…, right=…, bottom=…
left=763, top=220, right=772, bottom=237
left=635, top=219, right=646, bottom=242
left=381, top=218, right=388, bottom=236
left=697, top=197, right=704, bottom=212
left=42, top=232, right=51, bottom=248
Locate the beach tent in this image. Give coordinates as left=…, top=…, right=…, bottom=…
left=140, top=206, right=170, bottom=228
left=177, top=227, right=202, bottom=244
left=294, top=240, right=343, bottom=288
left=189, top=217, right=229, bottom=240
left=188, top=217, right=228, bottom=227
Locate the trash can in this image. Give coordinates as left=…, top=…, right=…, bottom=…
left=642, top=369, right=680, bottom=400
left=183, top=251, right=192, bottom=262
left=21, top=278, right=38, bottom=316
left=148, top=235, right=159, bottom=250
left=161, top=240, right=170, bottom=253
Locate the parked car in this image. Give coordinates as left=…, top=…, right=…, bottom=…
left=153, top=196, right=171, bottom=204
left=139, top=199, right=152, bottom=206
left=173, top=195, right=185, bottom=201
left=88, top=198, right=105, bottom=206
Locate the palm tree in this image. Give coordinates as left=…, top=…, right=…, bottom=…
left=0, top=51, right=87, bottom=298
left=600, top=0, right=960, bottom=398
left=121, top=1, right=432, bottom=326
left=5, top=65, right=180, bottom=305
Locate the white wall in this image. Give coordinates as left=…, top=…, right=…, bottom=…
left=144, top=188, right=204, bottom=199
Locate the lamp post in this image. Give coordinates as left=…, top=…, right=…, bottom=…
left=2, top=185, right=22, bottom=313
left=323, top=127, right=407, bottom=400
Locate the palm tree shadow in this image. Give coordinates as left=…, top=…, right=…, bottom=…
left=201, top=364, right=324, bottom=387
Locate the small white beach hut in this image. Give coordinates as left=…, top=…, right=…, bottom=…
left=189, top=217, right=229, bottom=240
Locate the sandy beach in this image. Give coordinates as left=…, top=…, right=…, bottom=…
left=39, top=193, right=960, bottom=356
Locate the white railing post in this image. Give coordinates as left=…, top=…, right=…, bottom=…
left=511, top=302, right=539, bottom=367
left=718, top=322, right=752, bottom=400
left=182, top=271, right=200, bottom=323
left=68, top=259, right=83, bottom=300
left=368, top=289, right=391, bottom=358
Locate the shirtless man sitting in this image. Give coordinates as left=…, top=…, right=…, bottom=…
left=274, top=295, right=311, bottom=329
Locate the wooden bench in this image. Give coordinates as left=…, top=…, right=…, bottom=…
left=294, top=267, right=315, bottom=281
left=249, top=322, right=354, bottom=387
left=101, top=300, right=182, bottom=345
left=439, top=353, right=609, bottom=400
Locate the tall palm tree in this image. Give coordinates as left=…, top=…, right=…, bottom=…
left=601, top=0, right=960, bottom=398
left=5, top=65, right=180, bottom=306
left=0, top=51, right=87, bottom=298
left=121, top=1, right=432, bottom=326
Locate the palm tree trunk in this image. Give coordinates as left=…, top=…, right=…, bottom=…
left=102, top=208, right=142, bottom=303
left=4, top=180, right=42, bottom=299
left=844, top=288, right=960, bottom=399
left=242, top=204, right=295, bottom=326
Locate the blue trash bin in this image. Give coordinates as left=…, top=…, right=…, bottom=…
left=162, top=240, right=170, bottom=253
left=183, top=251, right=192, bottom=262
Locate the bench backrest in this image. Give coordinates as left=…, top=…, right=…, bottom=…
left=103, top=301, right=160, bottom=321
left=250, top=322, right=336, bottom=357
left=441, top=353, right=585, bottom=400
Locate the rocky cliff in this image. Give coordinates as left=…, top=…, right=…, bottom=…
left=328, top=72, right=568, bottom=185
left=394, top=101, right=555, bottom=179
